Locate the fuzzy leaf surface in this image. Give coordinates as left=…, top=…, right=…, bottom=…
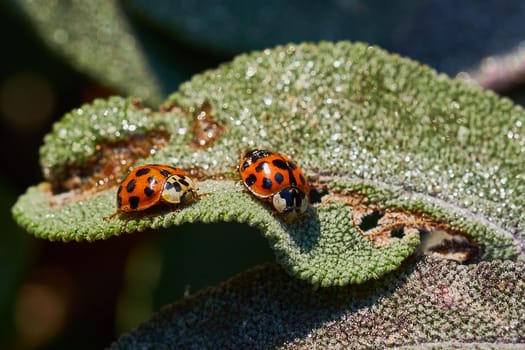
left=111, top=258, right=525, bottom=349
left=12, top=42, right=525, bottom=286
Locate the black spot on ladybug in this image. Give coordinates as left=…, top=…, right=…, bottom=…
left=144, top=187, right=155, bottom=197
left=255, top=161, right=268, bottom=173
left=126, top=179, right=136, bottom=193
left=274, top=172, right=284, bottom=184
left=262, top=177, right=273, bottom=189
left=246, top=174, right=257, bottom=186
left=242, top=161, right=250, bottom=170
left=117, top=195, right=122, bottom=208
left=288, top=161, right=298, bottom=170
left=165, top=180, right=182, bottom=192
left=129, top=196, right=140, bottom=209
left=147, top=176, right=157, bottom=185
left=136, top=168, right=151, bottom=176
left=160, top=169, right=172, bottom=177
left=271, top=159, right=288, bottom=170
left=299, top=174, right=306, bottom=185
left=288, top=173, right=297, bottom=186
left=178, top=178, right=190, bottom=187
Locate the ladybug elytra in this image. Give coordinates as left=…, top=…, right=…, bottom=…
left=107, top=164, right=199, bottom=218
left=238, top=149, right=310, bottom=220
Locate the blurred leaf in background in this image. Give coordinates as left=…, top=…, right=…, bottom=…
left=395, top=0, right=525, bottom=86
left=123, top=0, right=418, bottom=54
left=6, top=0, right=229, bottom=105
left=0, top=5, right=76, bottom=348
left=7, top=1, right=525, bottom=104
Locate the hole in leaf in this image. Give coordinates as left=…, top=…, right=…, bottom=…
left=358, top=209, right=385, bottom=231
left=317, top=187, right=482, bottom=261
left=309, top=185, right=330, bottom=204
left=390, top=225, right=405, bottom=238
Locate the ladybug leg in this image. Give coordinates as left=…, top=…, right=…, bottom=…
left=104, top=211, right=119, bottom=220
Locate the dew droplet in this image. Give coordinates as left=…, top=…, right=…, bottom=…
left=246, top=66, right=257, bottom=78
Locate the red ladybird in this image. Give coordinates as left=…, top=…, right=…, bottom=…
left=107, top=164, right=199, bottom=218
left=238, top=149, right=310, bottom=220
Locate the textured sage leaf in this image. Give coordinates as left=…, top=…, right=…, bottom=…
left=8, top=0, right=166, bottom=103
left=110, top=258, right=525, bottom=349
left=12, top=42, right=525, bottom=287
left=38, top=97, right=184, bottom=180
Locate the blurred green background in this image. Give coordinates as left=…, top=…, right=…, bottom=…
left=1, top=1, right=525, bottom=348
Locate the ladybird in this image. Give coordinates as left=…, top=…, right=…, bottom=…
left=239, top=149, right=310, bottom=220
left=107, top=164, right=199, bottom=218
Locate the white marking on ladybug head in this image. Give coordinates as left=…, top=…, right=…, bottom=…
left=272, top=191, right=288, bottom=213
left=272, top=186, right=309, bottom=220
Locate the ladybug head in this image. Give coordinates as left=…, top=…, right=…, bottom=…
left=161, top=175, right=199, bottom=205
left=272, top=186, right=309, bottom=220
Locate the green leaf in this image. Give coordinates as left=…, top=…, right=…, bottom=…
left=12, top=42, right=525, bottom=286
left=110, top=258, right=525, bottom=349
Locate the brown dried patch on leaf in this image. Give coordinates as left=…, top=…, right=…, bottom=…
left=159, top=100, right=186, bottom=114
left=315, top=187, right=481, bottom=263
left=49, top=129, right=171, bottom=204
left=189, top=100, right=225, bottom=149
left=130, top=97, right=145, bottom=109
